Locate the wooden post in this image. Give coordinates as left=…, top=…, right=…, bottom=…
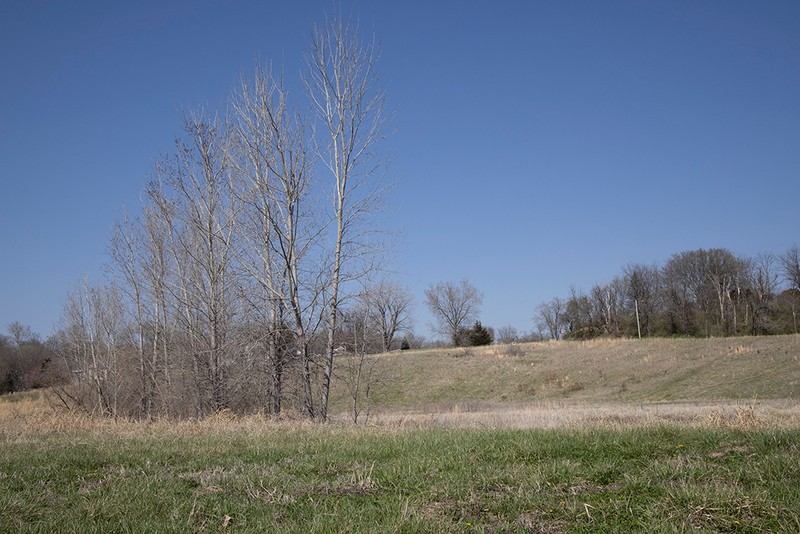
left=635, top=299, right=642, bottom=339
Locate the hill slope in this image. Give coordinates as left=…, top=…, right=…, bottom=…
left=330, top=335, right=800, bottom=414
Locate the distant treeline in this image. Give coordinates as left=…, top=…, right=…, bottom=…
left=535, top=246, right=800, bottom=340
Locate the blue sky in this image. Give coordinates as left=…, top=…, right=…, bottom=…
left=1, top=1, right=798, bottom=340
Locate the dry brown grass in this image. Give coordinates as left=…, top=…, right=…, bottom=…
left=333, top=334, right=800, bottom=408
left=365, top=399, right=800, bottom=430
left=0, top=390, right=320, bottom=441
left=3, top=335, right=799, bottom=436
left=323, top=334, right=800, bottom=430
left=5, top=392, right=800, bottom=439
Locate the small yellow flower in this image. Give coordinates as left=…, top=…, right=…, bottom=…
left=465, top=522, right=472, bottom=527
left=677, top=444, right=684, bottom=448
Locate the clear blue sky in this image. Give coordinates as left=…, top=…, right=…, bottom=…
left=1, top=1, right=798, bottom=340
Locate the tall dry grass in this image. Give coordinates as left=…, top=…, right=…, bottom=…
left=366, top=399, right=800, bottom=430
left=4, top=390, right=800, bottom=440
left=0, top=390, right=321, bottom=441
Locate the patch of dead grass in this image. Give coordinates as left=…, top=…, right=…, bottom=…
left=4, top=392, right=800, bottom=438
left=368, top=399, right=800, bottom=430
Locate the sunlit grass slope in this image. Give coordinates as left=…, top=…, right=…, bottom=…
left=329, top=335, right=800, bottom=413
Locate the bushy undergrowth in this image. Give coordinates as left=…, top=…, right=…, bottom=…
left=2, top=417, right=799, bottom=532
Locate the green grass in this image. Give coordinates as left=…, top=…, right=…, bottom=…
left=2, top=423, right=800, bottom=532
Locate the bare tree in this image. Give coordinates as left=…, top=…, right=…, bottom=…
left=58, top=281, right=127, bottom=416
left=7, top=321, right=36, bottom=347
left=746, top=253, right=780, bottom=334
left=53, top=12, right=402, bottom=422
left=622, top=263, right=661, bottom=337
left=662, top=252, right=701, bottom=335
left=140, top=203, right=176, bottom=412
left=705, top=248, right=748, bottom=335
left=564, top=286, right=593, bottom=337
left=229, top=65, right=325, bottom=417
left=338, top=304, right=383, bottom=424
left=536, top=297, right=566, bottom=340
left=306, top=13, right=389, bottom=422
left=107, top=201, right=178, bottom=419
left=661, top=248, right=749, bottom=337
left=781, top=244, right=800, bottom=291
left=779, top=245, right=800, bottom=334
left=361, top=280, right=412, bottom=351
left=154, top=111, right=239, bottom=416
left=425, top=279, right=483, bottom=345
left=590, top=278, right=625, bottom=335
left=108, top=214, right=156, bottom=418
left=496, top=325, right=520, bottom=345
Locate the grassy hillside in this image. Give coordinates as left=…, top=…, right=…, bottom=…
left=329, top=335, right=800, bottom=414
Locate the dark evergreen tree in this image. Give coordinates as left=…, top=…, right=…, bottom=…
left=464, top=321, right=493, bottom=346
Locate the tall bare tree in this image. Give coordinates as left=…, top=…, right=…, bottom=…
left=230, top=65, right=325, bottom=417
left=590, top=278, right=625, bottom=335
left=140, top=202, right=175, bottom=411
left=745, top=253, right=780, bottom=334
left=361, top=280, right=412, bottom=351
left=622, top=263, right=661, bottom=337
left=536, top=297, right=566, bottom=340
left=155, top=111, right=239, bottom=416
left=425, top=279, right=483, bottom=345
left=306, top=14, right=389, bottom=422
left=107, top=201, right=177, bottom=418
left=108, top=214, right=155, bottom=418
left=59, top=281, right=127, bottom=416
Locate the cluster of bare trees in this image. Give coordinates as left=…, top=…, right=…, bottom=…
left=0, top=322, right=66, bottom=395
left=536, top=246, right=800, bottom=340
left=54, top=16, right=409, bottom=421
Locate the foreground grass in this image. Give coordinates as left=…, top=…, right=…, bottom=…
left=2, top=417, right=799, bottom=532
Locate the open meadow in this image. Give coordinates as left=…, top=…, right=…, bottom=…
left=2, top=335, right=800, bottom=532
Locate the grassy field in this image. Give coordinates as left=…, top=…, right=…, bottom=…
left=2, top=411, right=800, bottom=532
left=2, top=335, right=800, bottom=532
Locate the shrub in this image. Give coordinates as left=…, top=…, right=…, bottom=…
left=454, top=321, right=494, bottom=347
left=468, top=322, right=493, bottom=346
